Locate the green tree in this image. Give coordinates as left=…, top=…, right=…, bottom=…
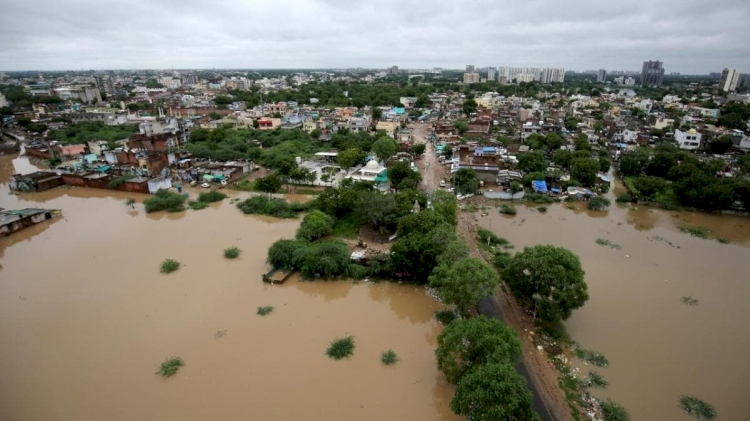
left=552, top=149, right=573, bottom=169
left=504, top=245, right=589, bottom=323
left=454, top=168, right=481, bottom=195
left=738, top=154, right=750, bottom=175
left=429, top=258, right=499, bottom=315
left=410, top=143, right=426, bottom=156
left=389, top=160, right=421, bottom=188
left=372, top=136, right=398, bottom=162
left=570, top=158, right=600, bottom=187
left=618, top=149, right=651, bottom=176
left=435, top=316, right=522, bottom=384
left=209, top=111, right=221, bottom=120
left=518, top=150, right=548, bottom=173
left=145, top=79, right=164, bottom=89
left=453, top=120, right=469, bottom=134
left=391, top=211, right=456, bottom=283
left=337, top=148, right=361, bottom=170
left=300, top=240, right=351, bottom=277
left=575, top=133, right=592, bottom=151
left=431, top=190, right=458, bottom=225
left=708, top=136, right=734, bottom=154
left=462, top=99, right=478, bottom=115
left=356, top=191, right=399, bottom=233
left=296, top=210, right=335, bottom=241
left=632, top=176, right=669, bottom=200
left=372, top=107, right=383, bottom=120
left=451, top=362, right=540, bottom=421
left=255, top=175, right=282, bottom=194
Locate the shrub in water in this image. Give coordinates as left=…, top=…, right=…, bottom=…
left=267, top=239, right=309, bottom=270
left=326, top=336, right=355, bottom=360
left=144, top=189, right=187, bottom=213
left=477, top=228, right=512, bottom=248
left=197, top=190, right=228, bottom=203
left=616, top=193, right=633, bottom=203
left=679, top=226, right=709, bottom=239
left=588, top=196, right=611, bottom=211
left=224, top=246, right=241, bottom=259
left=300, top=240, right=351, bottom=278
left=188, top=200, right=209, bottom=210
left=679, top=396, right=716, bottom=420
left=381, top=350, right=398, bottom=365
left=537, top=206, right=547, bottom=213
left=600, top=399, right=630, bottom=421
left=499, top=204, right=517, bottom=215
left=296, top=210, right=335, bottom=241
left=586, top=370, right=608, bottom=388
left=237, top=195, right=299, bottom=218
left=160, top=259, right=180, bottom=274
left=435, top=309, right=457, bottom=325
left=257, top=306, right=274, bottom=316
left=155, top=357, right=184, bottom=377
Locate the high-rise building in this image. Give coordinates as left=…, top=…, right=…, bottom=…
left=487, top=67, right=496, bottom=82
left=737, top=73, right=750, bottom=90
left=597, top=69, right=607, bottom=83
left=719, top=68, right=740, bottom=92
left=387, top=65, right=399, bottom=75
left=463, top=72, right=480, bottom=84
left=181, top=73, right=198, bottom=85
left=95, top=74, right=115, bottom=96
left=466, top=65, right=475, bottom=73
left=641, top=60, right=664, bottom=87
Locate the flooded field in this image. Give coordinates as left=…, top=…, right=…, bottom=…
left=0, top=155, right=460, bottom=421
left=480, top=200, right=750, bottom=421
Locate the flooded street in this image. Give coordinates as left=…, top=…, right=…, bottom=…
left=0, top=155, right=460, bottom=421
left=479, top=200, right=750, bottom=421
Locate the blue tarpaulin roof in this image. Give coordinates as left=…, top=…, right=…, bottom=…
left=532, top=180, right=548, bottom=193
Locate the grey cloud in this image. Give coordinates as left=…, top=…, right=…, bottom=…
left=0, top=0, right=748, bottom=73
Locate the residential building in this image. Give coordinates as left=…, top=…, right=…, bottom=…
left=719, top=68, right=740, bottom=92
left=597, top=69, right=607, bottom=83
left=181, top=73, right=198, bottom=86
left=0, top=92, right=7, bottom=107
left=738, top=74, right=750, bottom=90
left=487, top=67, right=496, bottom=82
left=95, top=74, right=115, bottom=96
left=516, top=73, right=534, bottom=83
left=54, top=86, right=102, bottom=103
left=463, top=72, right=480, bottom=84
left=641, top=60, right=665, bottom=87
left=158, top=77, right=181, bottom=90
left=387, top=65, right=399, bottom=75
left=466, top=65, right=475, bottom=73
left=675, top=128, right=702, bottom=150
left=27, top=83, right=52, bottom=97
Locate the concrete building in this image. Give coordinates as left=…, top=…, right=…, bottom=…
left=463, top=72, right=480, bottom=84
left=641, top=60, right=665, bottom=87
left=516, top=73, right=535, bottom=83
left=181, top=73, right=198, bottom=86
left=719, top=68, right=740, bottom=92
left=597, top=69, right=607, bottom=83
left=54, top=86, right=102, bottom=103
left=466, top=65, right=475, bottom=73
left=487, top=67, right=496, bottom=82
left=387, top=65, right=399, bottom=75
left=0, top=92, right=8, bottom=107
left=675, top=128, right=702, bottom=150
left=738, top=74, right=750, bottom=90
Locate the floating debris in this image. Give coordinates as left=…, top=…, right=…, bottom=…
left=681, top=296, right=699, bottom=306
left=595, top=238, right=621, bottom=250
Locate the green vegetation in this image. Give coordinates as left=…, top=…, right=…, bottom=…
left=197, top=190, right=228, bottom=203
left=372, top=136, right=397, bottom=161
left=155, top=357, right=184, bottom=377
left=160, top=259, right=181, bottom=274
left=47, top=121, right=138, bottom=145
left=454, top=169, right=480, bottom=195
left=108, top=174, right=135, bottom=188
left=678, top=396, right=717, bottom=420
left=381, top=350, right=399, bottom=365
left=585, top=371, right=608, bottom=389
left=477, top=228, right=512, bottom=248
left=188, top=200, right=209, bottom=210
left=679, top=226, right=709, bottom=239
left=266, top=238, right=357, bottom=278
left=236, top=196, right=308, bottom=218
left=296, top=210, right=335, bottom=241
left=499, top=204, right=517, bottom=215
left=504, top=245, right=589, bottom=323
left=567, top=204, right=578, bottom=210
left=331, top=214, right=359, bottom=239
left=224, top=246, right=241, bottom=259
left=615, top=193, right=633, bottom=203
left=574, top=347, right=610, bottom=367
left=429, top=257, right=499, bottom=316
left=326, top=336, right=355, bottom=360
left=681, top=296, right=699, bottom=306
left=231, top=178, right=255, bottom=191
left=717, top=238, right=730, bottom=244
left=587, top=196, right=610, bottom=211
left=124, top=198, right=136, bottom=209
left=600, top=400, right=630, bottom=421
left=595, top=238, right=621, bottom=250
left=524, top=192, right=555, bottom=204
left=257, top=306, right=274, bottom=316
left=144, top=189, right=187, bottom=213
left=537, top=206, right=548, bottom=213
left=434, top=309, right=457, bottom=325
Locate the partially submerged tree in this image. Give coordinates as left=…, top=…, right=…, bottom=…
left=296, top=210, right=335, bottom=241
left=429, top=258, right=499, bottom=316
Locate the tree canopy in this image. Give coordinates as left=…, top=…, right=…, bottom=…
left=429, top=257, right=499, bottom=315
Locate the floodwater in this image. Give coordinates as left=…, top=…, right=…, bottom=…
left=480, top=195, right=750, bottom=420
left=0, top=154, right=460, bottom=421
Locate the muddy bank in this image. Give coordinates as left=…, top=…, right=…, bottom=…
left=479, top=202, right=750, bottom=421
left=0, top=154, right=460, bottom=421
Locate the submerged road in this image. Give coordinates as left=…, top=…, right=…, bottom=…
left=478, top=296, right=555, bottom=421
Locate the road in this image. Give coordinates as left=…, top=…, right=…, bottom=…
left=411, top=123, right=445, bottom=194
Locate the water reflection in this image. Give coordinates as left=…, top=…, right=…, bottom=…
left=432, top=372, right=461, bottom=421
left=368, top=281, right=434, bottom=324
left=283, top=275, right=354, bottom=301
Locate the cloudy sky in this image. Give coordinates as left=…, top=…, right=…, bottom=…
left=1, top=0, right=749, bottom=73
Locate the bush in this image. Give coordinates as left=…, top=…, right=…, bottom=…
left=587, top=196, right=610, bottom=211
left=477, top=228, right=512, bottom=248
left=600, top=400, right=630, bottom=421
left=499, top=204, right=517, bottom=215
left=435, top=309, right=457, bottom=325
left=160, top=259, right=180, bottom=274
left=257, top=306, right=274, bottom=316
left=155, top=357, right=184, bottom=377
left=237, top=195, right=300, bottom=218
left=267, top=239, right=309, bottom=270
left=197, top=190, right=228, bottom=203
left=381, top=350, right=398, bottom=365
left=524, top=192, right=555, bottom=204
left=296, top=210, right=335, bottom=241
left=678, top=396, right=716, bottom=420
left=616, top=193, right=633, bottom=203
left=108, top=174, right=134, bottom=188
left=586, top=371, right=608, bottom=389
left=300, top=240, right=351, bottom=278
left=144, top=189, right=187, bottom=213
left=188, top=200, right=209, bottom=210
left=679, top=226, right=709, bottom=239
left=537, top=206, right=547, bottom=212
left=224, top=246, right=241, bottom=259
left=326, top=336, right=355, bottom=360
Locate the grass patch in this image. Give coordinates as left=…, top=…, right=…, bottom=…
left=585, top=370, right=608, bottom=389
left=595, top=238, right=621, bottom=250
left=236, top=195, right=309, bottom=218
left=224, top=246, right=241, bottom=259
left=679, top=226, right=709, bottom=239
left=155, top=357, right=184, bottom=377
left=435, top=309, right=457, bottom=325
left=197, top=190, right=228, bottom=203
left=537, top=206, right=548, bottom=213
left=326, top=335, right=355, bottom=360
left=716, top=238, right=730, bottom=244
left=257, top=306, right=274, bottom=316
left=616, top=193, right=633, bottom=203
left=381, top=350, right=399, bottom=365
left=588, top=196, right=611, bottom=211
left=160, top=259, right=180, bottom=274
left=287, top=186, right=323, bottom=195
left=331, top=213, right=360, bottom=239
left=188, top=200, right=209, bottom=210
left=679, top=396, right=716, bottom=420
left=567, top=203, right=578, bottom=210
left=231, top=179, right=255, bottom=192
left=499, top=204, right=517, bottom=215
left=144, top=189, right=187, bottom=213
left=681, top=296, right=699, bottom=306
left=574, top=347, right=609, bottom=367
left=600, top=399, right=630, bottom=421
left=524, top=192, right=555, bottom=204
left=477, top=228, right=512, bottom=248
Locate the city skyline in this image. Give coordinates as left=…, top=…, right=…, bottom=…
left=1, top=0, right=749, bottom=73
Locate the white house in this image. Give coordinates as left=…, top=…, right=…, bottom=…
left=345, top=159, right=387, bottom=183
left=675, top=129, right=702, bottom=150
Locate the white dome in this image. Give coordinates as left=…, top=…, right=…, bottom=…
left=365, top=159, right=380, bottom=169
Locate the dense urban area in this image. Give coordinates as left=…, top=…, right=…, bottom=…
left=2, top=62, right=749, bottom=421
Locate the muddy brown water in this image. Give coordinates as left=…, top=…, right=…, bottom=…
left=0, top=155, right=460, bottom=421
left=480, top=198, right=750, bottom=421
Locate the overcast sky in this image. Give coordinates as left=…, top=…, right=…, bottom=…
left=1, top=0, right=749, bottom=73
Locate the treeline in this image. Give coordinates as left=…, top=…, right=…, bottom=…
left=619, top=143, right=750, bottom=211
left=46, top=121, right=139, bottom=145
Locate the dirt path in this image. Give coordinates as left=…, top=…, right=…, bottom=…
left=457, top=212, right=573, bottom=421
left=412, top=123, right=444, bottom=194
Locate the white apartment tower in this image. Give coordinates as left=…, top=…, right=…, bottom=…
left=487, top=67, right=496, bottom=82
left=719, top=68, right=740, bottom=92
left=597, top=69, right=607, bottom=83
